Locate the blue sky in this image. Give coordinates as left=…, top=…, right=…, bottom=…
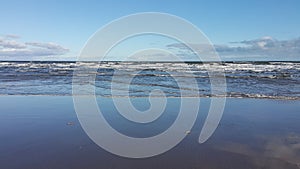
left=0, top=0, right=299, bottom=61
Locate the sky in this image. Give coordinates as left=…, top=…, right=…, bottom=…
left=0, top=0, right=299, bottom=61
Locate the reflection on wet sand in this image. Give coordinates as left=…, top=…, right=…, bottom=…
left=0, top=96, right=300, bottom=169
left=265, top=133, right=300, bottom=166
left=213, top=133, right=300, bottom=168
left=214, top=137, right=299, bottom=168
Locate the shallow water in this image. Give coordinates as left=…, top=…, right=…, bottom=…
left=0, top=96, right=299, bottom=169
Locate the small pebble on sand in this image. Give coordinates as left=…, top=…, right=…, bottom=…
left=66, top=122, right=74, bottom=126
left=185, top=130, right=191, bottom=135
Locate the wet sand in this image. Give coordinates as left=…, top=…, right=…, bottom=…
left=0, top=96, right=300, bottom=169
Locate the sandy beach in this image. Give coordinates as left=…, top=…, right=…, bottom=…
left=1, top=96, right=299, bottom=169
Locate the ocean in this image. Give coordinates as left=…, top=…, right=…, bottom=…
left=0, top=61, right=299, bottom=99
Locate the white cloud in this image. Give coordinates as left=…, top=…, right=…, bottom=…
left=167, top=37, right=300, bottom=61
left=0, top=39, right=26, bottom=49
left=25, top=42, right=69, bottom=55
left=5, top=34, right=21, bottom=39
left=0, top=34, right=69, bottom=59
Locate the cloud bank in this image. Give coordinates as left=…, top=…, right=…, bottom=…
left=1, top=34, right=299, bottom=61
left=167, top=37, right=300, bottom=61
left=0, top=35, right=69, bottom=59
